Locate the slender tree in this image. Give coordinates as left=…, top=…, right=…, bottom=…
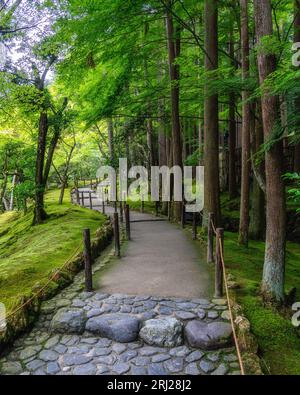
left=228, top=23, right=237, bottom=199
left=166, top=3, right=182, bottom=221
left=203, top=0, right=221, bottom=227
left=294, top=0, right=300, bottom=173
left=254, top=0, right=286, bottom=302
left=238, top=0, right=251, bottom=246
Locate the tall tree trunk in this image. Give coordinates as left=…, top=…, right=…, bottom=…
left=203, top=0, right=221, bottom=226
left=34, top=111, right=49, bottom=224
left=9, top=173, right=17, bottom=211
left=294, top=0, right=300, bottom=173
left=166, top=5, right=182, bottom=221
left=254, top=0, right=286, bottom=303
left=43, top=129, right=60, bottom=187
left=0, top=151, right=8, bottom=212
left=249, top=107, right=265, bottom=240
left=239, top=0, right=251, bottom=246
left=228, top=25, right=237, bottom=199
left=59, top=144, right=76, bottom=205
left=108, top=118, right=115, bottom=166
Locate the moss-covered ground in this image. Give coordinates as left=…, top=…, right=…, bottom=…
left=223, top=232, right=300, bottom=375
left=0, top=189, right=106, bottom=312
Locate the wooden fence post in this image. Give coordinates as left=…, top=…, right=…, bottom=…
left=215, top=228, right=224, bottom=298
left=125, top=204, right=131, bottom=241
left=89, top=191, right=93, bottom=210
left=207, top=212, right=214, bottom=264
left=141, top=196, right=145, bottom=213
left=114, top=212, right=121, bottom=257
left=76, top=189, right=80, bottom=205
left=168, top=201, right=171, bottom=221
left=192, top=212, right=197, bottom=240
left=181, top=203, right=185, bottom=228
left=81, top=192, right=85, bottom=207
left=83, top=229, right=93, bottom=292
left=155, top=201, right=159, bottom=217
left=120, top=201, right=124, bottom=223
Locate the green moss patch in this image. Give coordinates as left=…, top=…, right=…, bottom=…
left=224, top=232, right=300, bottom=375
left=0, top=189, right=107, bottom=312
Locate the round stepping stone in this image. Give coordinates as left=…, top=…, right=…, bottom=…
left=139, top=317, right=183, bottom=348
left=185, top=321, right=233, bottom=350
left=51, top=308, right=86, bottom=334
left=175, top=311, right=197, bottom=321
left=86, top=314, right=141, bottom=343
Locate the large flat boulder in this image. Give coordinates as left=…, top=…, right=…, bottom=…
left=185, top=321, right=233, bottom=350
left=50, top=308, right=86, bottom=334
left=86, top=314, right=141, bottom=343
left=139, top=317, right=183, bottom=347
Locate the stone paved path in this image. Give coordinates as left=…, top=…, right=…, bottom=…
left=0, top=189, right=240, bottom=375
left=85, top=189, right=213, bottom=298
left=0, top=286, right=240, bottom=375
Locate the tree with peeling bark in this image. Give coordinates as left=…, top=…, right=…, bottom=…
left=254, top=0, right=286, bottom=303
left=238, top=0, right=251, bottom=246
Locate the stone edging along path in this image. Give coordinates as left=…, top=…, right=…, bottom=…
left=0, top=264, right=241, bottom=375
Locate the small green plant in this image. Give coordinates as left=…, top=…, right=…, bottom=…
left=284, top=173, right=300, bottom=213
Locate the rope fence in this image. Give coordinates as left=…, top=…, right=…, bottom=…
left=209, top=213, right=245, bottom=376
left=2, top=243, right=83, bottom=323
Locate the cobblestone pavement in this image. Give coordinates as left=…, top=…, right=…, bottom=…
left=0, top=273, right=240, bottom=375
left=0, top=197, right=240, bottom=376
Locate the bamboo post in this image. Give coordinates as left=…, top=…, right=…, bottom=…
left=83, top=229, right=93, bottom=292
left=81, top=192, right=85, bottom=207
left=192, top=212, right=197, bottom=240
left=215, top=228, right=224, bottom=298
left=114, top=212, right=121, bottom=257
left=125, top=204, right=131, bottom=241
left=207, top=212, right=214, bottom=264
left=76, top=189, right=80, bottom=205
left=89, top=191, right=93, bottom=210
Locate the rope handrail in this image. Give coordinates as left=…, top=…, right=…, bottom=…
left=210, top=218, right=246, bottom=376
left=1, top=243, right=83, bottom=324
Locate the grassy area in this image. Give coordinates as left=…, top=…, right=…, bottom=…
left=0, top=189, right=106, bottom=312
left=224, top=231, right=300, bottom=375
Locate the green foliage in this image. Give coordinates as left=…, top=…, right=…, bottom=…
left=284, top=173, right=300, bottom=212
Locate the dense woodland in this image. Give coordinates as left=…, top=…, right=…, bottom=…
left=0, top=0, right=300, bottom=357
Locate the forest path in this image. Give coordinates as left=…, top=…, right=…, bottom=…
left=80, top=188, right=213, bottom=299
